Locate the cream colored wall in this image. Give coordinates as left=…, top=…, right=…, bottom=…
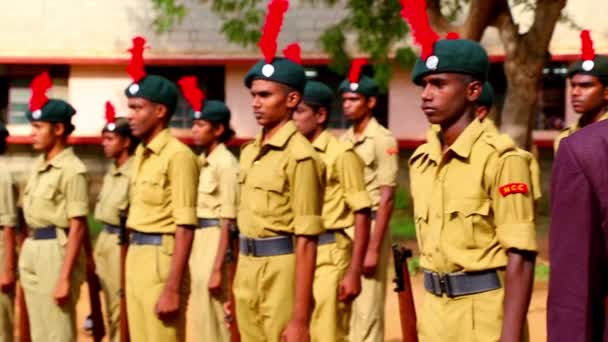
left=224, top=64, right=259, bottom=138
left=388, top=69, right=429, bottom=141
left=68, top=65, right=132, bottom=135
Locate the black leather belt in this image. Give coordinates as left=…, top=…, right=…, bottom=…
left=423, top=269, right=501, bottom=297
left=239, top=235, right=294, bottom=257
left=104, top=224, right=120, bottom=234
left=197, top=218, right=220, bottom=229
left=130, top=232, right=163, bottom=246
left=318, top=230, right=343, bottom=246
left=31, top=226, right=58, bottom=240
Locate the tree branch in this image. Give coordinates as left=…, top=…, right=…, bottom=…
left=462, top=0, right=499, bottom=40
left=525, top=0, right=566, bottom=49
left=491, top=0, right=520, bottom=56
left=427, top=0, right=454, bottom=34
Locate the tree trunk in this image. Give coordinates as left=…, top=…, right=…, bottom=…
left=501, top=54, right=545, bottom=150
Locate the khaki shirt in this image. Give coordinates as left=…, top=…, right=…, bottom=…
left=23, top=148, right=89, bottom=229
left=127, top=129, right=199, bottom=234
left=409, top=118, right=537, bottom=274
left=313, top=130, right=371, bottom=230
left=237, top=121, right=325, bottom=238
left=554, top=111, right=608, bottom=154
left=0, top=167, right=17, bottom=227
left=94, top=157, right=134, bottom=226
left=341, top=117, right=399, bottom=209
left=197, top=143, right=239, bottom=220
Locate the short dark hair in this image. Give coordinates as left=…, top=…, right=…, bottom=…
left=0, top=132, right=7, bottom=155
left=211, top=120, right=236, bottom=143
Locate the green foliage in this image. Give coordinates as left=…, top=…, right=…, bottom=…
left=151, top=0, right=413, bottom=91
left=87, top=215, right=103, bottom=240
left=535, top=263, right=550, bottom=282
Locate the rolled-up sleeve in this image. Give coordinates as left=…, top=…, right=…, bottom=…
left=65, top=173, right=89, bottom=219
left=290, top=158, right=324, bottom=236
left=492, top=154, right=537, bottom=252
left=374, top=135, right=399, bottom=187
left=337, top=150, right=372, bottom=212
left=169, top=151, right=199, bottom=227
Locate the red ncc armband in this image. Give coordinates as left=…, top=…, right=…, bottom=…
left=499, top=183, right=529, bottom=197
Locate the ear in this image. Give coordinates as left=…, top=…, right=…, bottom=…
left=602, top=85, right=608, bottom=102
left=155, top=104, right=169, bottom=122
left=466, top=81, right=483, bottom=102
left=316, top=107, right=329, bottom=126
left=286, top=91, right=302, bottom=109
left=121, top=135, right=131, bottom=151
left=53, top=122, right=66, bottom=137
left=367, top=96, right=377, bottom=110
left=213, top=123, right=226, bottom=139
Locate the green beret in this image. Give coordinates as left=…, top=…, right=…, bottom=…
left=25, top=99, right=76, bottom=123
left=191, top=100, right=231, bottom=122
left=103, top=117, right=132, bottom=136
left=338, top=75, right=379, bottom=97
left=412, top=39, right=489, bottom=85
left=567, top=55, right=608, bottom=82
left=125, top=75, right=179, bottom=114
left=478, top=82, right=495, bottom=109
left=244, top=58, right=306, bottom=92
left=302, top=81, right=334, bottom=110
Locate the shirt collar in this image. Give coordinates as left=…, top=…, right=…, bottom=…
left=312, top=130, right=331, bottom=152
left=38, top=147, right=75, bottom=172
left=447, top=118, right=485, bottom=159
left=345, top=116, right=380, bottom=143
left=144, top=129, right=171, bottom=155
left=253, top=121, right=298, bottom=149
left=111, top=157, right=134, bottom=176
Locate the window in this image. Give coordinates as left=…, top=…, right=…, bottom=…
left=145, top=66, right=225, bottom=129
left=0, top=65, right=70, bottom=125
left=303, top=65, right=389, bottom=129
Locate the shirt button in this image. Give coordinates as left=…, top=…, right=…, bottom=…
left=435, top=247, right=440, bottom=253
left=435, top=213, right=441, bottom=219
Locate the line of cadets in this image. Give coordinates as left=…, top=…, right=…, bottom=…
left=0, top=8, right=608, bottom=342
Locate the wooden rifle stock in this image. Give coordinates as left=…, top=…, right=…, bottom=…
left=83, top=225, right=105, bottom=342
left=118, top=211, right=130, bottom=342
left=226, top=224, right=240, bottom=342
left=392, top=244, right=418, bottom=342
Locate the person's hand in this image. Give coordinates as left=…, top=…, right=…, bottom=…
left=53, top=277, right=71, bottom=306
left=280, top=319, right=310, bottom=342
left=208, top=269, right=223, bottom=297
left=362, top=249, right=380, bottom=278
left=0, top=269, right=16, bottom=293
left=155, top=288, right=180, bottom=322
left=338, top=269, right=361, bottom=302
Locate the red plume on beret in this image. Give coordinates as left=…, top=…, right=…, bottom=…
left=259, top=0, right=290, bottom=64
left=29, top=72, right=52, bottom=111
left=446, top=32, right=460, bottom=40
left=105, top=101, right=116, bottom=125
left=178, top=76, right=205, bottom=112
left=283, top=43, right=301, bottom=64
left=348, top=58, right=368, bottom=84
left=400, top=0, right=439, bottom=60
left=580, top=29, right=595, bottom=61
left=127, top=36, right=147, bottom=83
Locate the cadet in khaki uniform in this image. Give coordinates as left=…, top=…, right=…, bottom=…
left=235, top=53, right=326, bottom=340
left=555, top=30, right=608, bottom=153
left=91, top=103, right=138, bottom=342
left=178, top=76, right=238, bottom=342
left=124, top=60, right=199, bottom=340
left=19, top=72, right=88, bottom=342
left=0, top=123, right=16, bottom=342
left=293, top=81, right=372, bottom=341
left=408, top=36, right=537, bottom=341
left=339, top=63, right=399, bottom=342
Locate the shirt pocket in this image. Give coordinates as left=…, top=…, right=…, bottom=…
left=138, top=173, right=166, bottom=206
left=250, top=171, right=287, bottom=216
left=359, top=151, right=376, bottom=186
left=445, top=198, right=491, bottom=248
